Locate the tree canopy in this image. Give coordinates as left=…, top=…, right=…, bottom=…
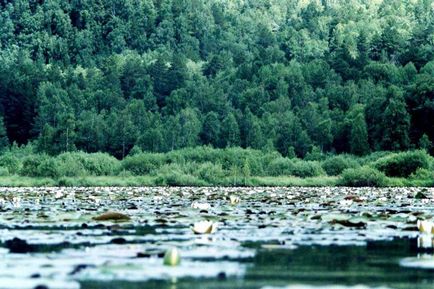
left=0, top=0, right=433, bottom=158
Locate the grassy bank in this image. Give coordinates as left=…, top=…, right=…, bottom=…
left=0, top=146, right=433, bottom=187
left=0, top=175, right=340, bottom=187
left=0, top=175, right=431, bottom=187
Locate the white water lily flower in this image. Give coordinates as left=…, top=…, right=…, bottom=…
left=191, top=201, right=211, bottom=210
left=417, top=220, right=434, bottom=234
left=339, top=199, right=353, bottom=206
left=192, top=220, right=218, bottom=234
left=12, top=197, right=21, bottom=208
left=418, top=235, right=434, bottom=249
left=229, top=195, right=240, bottom=205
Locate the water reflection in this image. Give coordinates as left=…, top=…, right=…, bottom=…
left=81, top=238, right=434, bottom=289
left=417, top=234, right=434, bottom=249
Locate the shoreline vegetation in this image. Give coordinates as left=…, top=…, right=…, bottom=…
left=0, top=146, right=432, bottom=187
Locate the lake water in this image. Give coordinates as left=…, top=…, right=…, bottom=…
left=0, top=187, right=433, bottom=289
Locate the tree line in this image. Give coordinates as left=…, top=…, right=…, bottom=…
left=0, top=0, right=433, bottom=158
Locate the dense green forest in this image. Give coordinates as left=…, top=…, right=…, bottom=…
left=0, top=0, right=433, bottom=158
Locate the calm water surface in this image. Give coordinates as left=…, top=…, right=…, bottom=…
left=0, top=187, right=433, bottom=289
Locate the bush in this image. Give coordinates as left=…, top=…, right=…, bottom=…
left=339, top=166, right=387, bottom=187
left=304, top=146, right=326, bottom=161
left=0, top=154, right=21, bottom=174
left=267, top=157, right=295, bottom=176
left=37, top=158, right=62, bottom=178
left=154, top=163, right=206, bottom=186
left=266, top=158, right=325, bottom=177
left=20, top=155, right=49, bottom=177
left=118, top=170, right=133, bottom=177
left=359, top=151, right=393, bottom=165
left=193, top=162, right=226, bottom=183
left=291, top=160, right=325, bottom=177
left=56, top=152, right=120, bottom=176
left=322, top=155, right=360, bottom=176
left=0, top=167, right=9, bottom=176
left=121, top=153, right=165, bottom=175
left=55, top=153, right=87, bottom=177
left=373, top=150, right=430, bottom=177
left=57, top=177, right=77, bottom=187
left=79, top=153, right=120, bottom=175
left=409, top=168, right=434, bottom=180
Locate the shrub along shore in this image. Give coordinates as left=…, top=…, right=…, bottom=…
left=0, top=146, right=432, bottom=187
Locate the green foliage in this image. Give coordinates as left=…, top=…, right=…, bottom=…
left=74, top=153, right=120, bottom=176
left=266, top=157, right=325, bottom=177
left=359, top=151, right=394, bottom=165
left=0, top=154, right=21, bottom=175
left=20, top=155, right=49, bottom=177
left=0, top=0, right=432, bottom=185
left=193, top=162, right=226, bottom=184
left=409, top=168, right=434, bottom=180
left=37, top=158, right=63, bottom=179
left=56, top=152, right=120, bottom=176
left=304, top=146, right=326, bottom=161
left=381, top=87, right=411, bottom=151
left=20, top=152, right=120, bottom=178
left=267, top=158, right=295, bottom=176
left=121, top=153, right=165, bottom=175
left=339, top=166, right=387, bottom=187
left=0, top=167, right=10, bottom=176
left=348, top=105, right=370, bottom=156
left=128, top=145, right=143, bottom=156
left=419, top=134, right=432, bottom=152
left=0, top=147, right=433, bottom=187
left=0, top=1, right=431, bottom=157
left=322, top=155, right=360, bottom=176
left=0, top=117, right=9, bottom=151
left=373, top=150, right=431, bottom=177
left=154, top=163, right=206, bottom=186
left=221, top=113, right=240, bottom=147
left=291, top=160, right=325, bottom=178
left=55, top=157, right=87, bottom=177
left=201, top=112, right=221, bottom=147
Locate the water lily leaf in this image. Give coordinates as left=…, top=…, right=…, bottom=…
left=163, top=247, right=181, bottom=266
left=400, top=255, right=434, bottom=269
left=93, top=212, right=130, bottom=222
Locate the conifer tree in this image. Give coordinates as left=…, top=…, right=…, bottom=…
left=349, top=105, right=370, bottom=156
left=0, top=116, right=9, bottom=152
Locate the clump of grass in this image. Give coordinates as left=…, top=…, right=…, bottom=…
left=0, top=176, right=56, bottom=187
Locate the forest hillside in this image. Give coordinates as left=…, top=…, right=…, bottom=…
left=0, top=0, right=433, bottom=158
